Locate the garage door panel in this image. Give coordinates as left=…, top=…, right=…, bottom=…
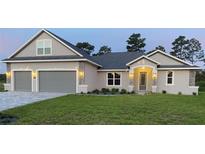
left=39, top=71, right=76, bottom=93
left=14, top=71, right=32, bottom=92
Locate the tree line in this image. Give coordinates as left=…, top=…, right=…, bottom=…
left=75, top=33, right=204, bottom=65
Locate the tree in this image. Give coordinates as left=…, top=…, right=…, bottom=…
left=76, top=42, right=95, bottom=55
left=126, top=33, right=146, bottom=52
left=155, top=45, right=166, bottom=52
left=186, top=38, right=204, bottom=64
left=93, top=45, right=111, bottom=56
left=170, top=36, right=189, bottom=60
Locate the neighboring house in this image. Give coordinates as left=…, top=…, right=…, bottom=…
left=2, top=29, right=200, bottom=95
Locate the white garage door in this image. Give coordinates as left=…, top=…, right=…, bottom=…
left=39, top=71, right=76, bottom=93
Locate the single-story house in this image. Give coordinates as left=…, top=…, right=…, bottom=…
left=2, top=29, right=200, bottom=95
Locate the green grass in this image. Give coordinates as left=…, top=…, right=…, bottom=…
left=2, top=93, right=205, bottom=125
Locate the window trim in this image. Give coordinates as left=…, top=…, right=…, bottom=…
left=36, top=39, right=52, bottom=56
left=106, top=72, right=122, bottom=87
left=166, top=71, right=174, bottom=86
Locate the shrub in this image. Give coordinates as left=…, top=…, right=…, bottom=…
left=111, top=88, right=119, bottom=94
left=193, top=92, right=197, bottom=96
left=80, top=91, right=84, bottom=94
left=120, top=89, right=127, bottom=94
left=196, top=81, right=205, bottom=91
left=101, top=88, right=110, bottom=94
left=162, top=90, right=166, bottom=94
left=87, top=91, right=91, bottom=94
left=131, top=91, right=135, bottom=94
left=92, top=89, right=100, bottom=94
left=178, top=92, right=182, bottom=95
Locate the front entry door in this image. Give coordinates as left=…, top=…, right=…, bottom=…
left=139, top=72, right=147, bottom=91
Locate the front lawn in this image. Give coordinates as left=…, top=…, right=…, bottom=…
left=1, top=93, right=205, bottom=125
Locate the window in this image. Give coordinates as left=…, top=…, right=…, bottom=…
left=107, top=72, right=121, bottom=86
left=167, top=71, right=174, bottom=85
left=36, top=39, right=52, bottom=55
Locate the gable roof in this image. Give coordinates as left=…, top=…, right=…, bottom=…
left=92, top=52, right=144, bottom=69
left=126, top=55, right=160, bottom=66
left=147, top=49, right=193, bottom=66
left=6, top=29, right=102, bottom=67
left=2, top=30, right=200, bottom=70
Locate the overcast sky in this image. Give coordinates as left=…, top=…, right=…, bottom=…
left=0, top=28, right=205, bottom=73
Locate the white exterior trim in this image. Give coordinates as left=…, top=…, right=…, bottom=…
left=36, top=68, right=78, bottom=93
left=147, top=49, right=194, bottom=66
left=126, top=55, right=160, bottom=66
left=130, top=64, right=156, bottom=72
left=158, top=67, right=200, bottom=70
left=2, top=59, right=102, bottom=67
left=166, top=71, right=175, bottom=86
left=85, top=59, right=102, bottom=67
left=8, top=29, right=83, bottom=58
left=106, top=72, right=122, bottom=87
left=36, top=39, right=52, bottom=56
left=97, top=69, right=128, bottom=72
left=11, top=69, right=33, bottom=92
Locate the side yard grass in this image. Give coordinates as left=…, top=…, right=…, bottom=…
left=1, top=92, right=205, bottom=125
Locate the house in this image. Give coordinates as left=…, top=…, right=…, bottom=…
left=2, top=29, right=200, bottom=95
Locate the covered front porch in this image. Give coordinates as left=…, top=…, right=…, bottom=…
left=128, top=66, right=157, bottom=93
left=126, top=56, right=159, bottom=93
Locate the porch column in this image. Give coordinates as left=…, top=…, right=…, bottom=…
left=152, top=69, right=157, bottom=93
left=128, top=69, right=134, bottom=92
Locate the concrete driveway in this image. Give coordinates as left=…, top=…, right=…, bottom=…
left=0, top=92, right=67, bottom=111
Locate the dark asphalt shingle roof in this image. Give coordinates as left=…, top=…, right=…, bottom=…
left=92, top=52, right=144, bottom=69
left=3, top=55, right=84, bottom=61
left=158, top=65, right=199, bottom=68
left=2, top=29, right=199, bottom=70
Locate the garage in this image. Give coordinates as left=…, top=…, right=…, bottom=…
left=14, top=71, right=32, bottom=92
left=38, top=71, right=76, bottom=93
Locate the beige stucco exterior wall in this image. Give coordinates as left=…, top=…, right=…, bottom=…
left=148, top=52, right=184, bottom=65
left=96, top=71, right=129, bottom=91
left=10, top=62, right=79, bottom=92
left=83, top=62, right=98, bottom=91
left=15, top=32, right=77, bottom=57
left=157, top=70, right=198, bottom=95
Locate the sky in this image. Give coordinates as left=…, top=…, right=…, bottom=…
left=0, top=28, right=205, bottom=73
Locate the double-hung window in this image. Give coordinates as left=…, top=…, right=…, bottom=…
left=107, top=72, right=121, bottom=86
left=167, top=71, right=174, bottom=85
left=36, top=39, right=52, bottom=56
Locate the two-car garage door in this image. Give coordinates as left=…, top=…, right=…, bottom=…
left=39, top=71, right=76, bottom=93
left=14, top=71, right=76, bottom=93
